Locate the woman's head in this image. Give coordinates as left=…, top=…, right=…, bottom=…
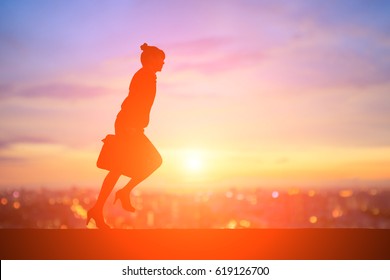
left=140, top=43, right=165, bottom=72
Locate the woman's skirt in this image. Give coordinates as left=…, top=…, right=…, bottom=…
left=96, top=131, right=162, bottom=179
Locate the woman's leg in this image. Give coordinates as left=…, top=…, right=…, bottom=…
left=121, top=141, right=162, bottom=192
left=115, top=141, right=162, bottom=211
left=120, top=177, right=142, bottom=193
left=114, top=176, right=153, bottom=212
left=87, top=171, right=121, bottom=228
left=94, top=170, right=121, bottom=211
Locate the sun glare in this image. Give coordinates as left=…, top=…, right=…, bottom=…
left=184, top=151, right=203, bottom=173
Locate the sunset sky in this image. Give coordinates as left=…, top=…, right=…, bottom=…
left=1, top=0, right=390, bottom=191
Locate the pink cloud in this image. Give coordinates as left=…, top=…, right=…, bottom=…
left=172, top=50, right=265, bottom=75
left=167, top=37, right=266, bottom=75
left=168, top=37, right=233, bottom=55
left=3, top=83, right=116, bottom=100
left=0, top=136, right=54, bottom=149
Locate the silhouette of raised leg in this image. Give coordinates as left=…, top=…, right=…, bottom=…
left=114, top=188, right=135, bottom=212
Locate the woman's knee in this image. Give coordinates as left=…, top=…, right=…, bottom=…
left=137, top=156, right=162, bottom=180
left=155, top=152, right=163, bottom=169
left=148, top=152, right=162, bottom=174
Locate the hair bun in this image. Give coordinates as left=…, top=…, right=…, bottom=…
left=140, top=43, right=148, bottom=51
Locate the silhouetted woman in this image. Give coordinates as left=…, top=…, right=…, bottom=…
left=87, top=43, right=165, bottom=229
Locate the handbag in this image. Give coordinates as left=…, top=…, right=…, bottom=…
left=96, top=134, right=123, bottom=173
left=96, top=133, right=160, bottom=178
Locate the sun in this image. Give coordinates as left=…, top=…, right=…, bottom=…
left=184, top=151, right=204, bottom=173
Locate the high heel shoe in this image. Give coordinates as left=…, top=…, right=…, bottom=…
left=86, top=207, right=110, bottom=229
left=114, top=189, right=136, bottom=212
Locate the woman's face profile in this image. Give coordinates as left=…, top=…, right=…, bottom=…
left=150, top=56, right=165, bottom=72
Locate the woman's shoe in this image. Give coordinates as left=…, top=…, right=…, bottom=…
left=86, top=207, right=110, bottom=229
left=114, top=189, right=136, bottom=212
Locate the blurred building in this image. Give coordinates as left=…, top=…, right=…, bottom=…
left=0, top=186, right=389, bottom=229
